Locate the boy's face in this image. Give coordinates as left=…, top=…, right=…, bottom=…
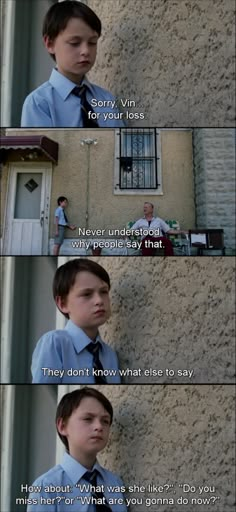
left=44, top=17, right=98, bottom=83
left=56, top=271, right=111, bottom=337
left=59, top=200, right=67, bottom=209
left=57, top=397, right=111, bottom=460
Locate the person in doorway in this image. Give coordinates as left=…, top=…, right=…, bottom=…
left=53, top=196, right=76, bottom=256
left=131, top=202, right=187, bottom=256
left=26, top=387, right=127, bottom=511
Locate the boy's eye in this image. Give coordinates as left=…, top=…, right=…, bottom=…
left=68, top=41, right=97, bottom=47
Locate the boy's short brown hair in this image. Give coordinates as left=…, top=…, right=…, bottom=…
left=56, top=387, right=113, bottom=451
left=53, top=258, right=111, bottom=319
left=43, top=0, right=101, bottom=60
left=57, top=196, right=68, bottom=205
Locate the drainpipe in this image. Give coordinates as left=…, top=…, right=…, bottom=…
left=80, top=138, right=98, bottom=228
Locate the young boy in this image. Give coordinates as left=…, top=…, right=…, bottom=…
left=31, top=259, right=121, bottom=384
left=27, top=388, right=128, bottom=511
left=21, top=1, right=125, bottom=128
left=54, top=196, right=76, bottom=256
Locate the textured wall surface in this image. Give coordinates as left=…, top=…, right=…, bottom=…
left=64, top=256, right=236, bottom=384
left=87, top=0, right=235, bottom=127
left=193, top=129, right=236, bottom=251
left=72, top=384, right=235, bottom=512
left=2, top=129, right=195, bottom=240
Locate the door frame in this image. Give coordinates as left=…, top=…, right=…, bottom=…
left=3, top=162, right=52, bottom=255
left=1, top=384, right=63, bottom=512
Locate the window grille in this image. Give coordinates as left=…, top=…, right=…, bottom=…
left=118, top=129, right=159, bottom=189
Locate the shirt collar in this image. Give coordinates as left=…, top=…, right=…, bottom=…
left=60, top=453, right=105, bottom=485
left=65, top=319, right=103, bottom=354
left=49, top=68, right=93, bottom=100
left=143, top=216, right=155, bottom=221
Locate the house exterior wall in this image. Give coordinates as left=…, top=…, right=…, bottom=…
left=193, top=129, right=236, bottom=251
left=71, top=384, right=234, bottom=512
left=87, top=0, right=235, bottom=127
left=2, top=129, right=195, bottom=242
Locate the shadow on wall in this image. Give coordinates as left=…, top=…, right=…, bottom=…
left=89, top=1, right=155, bottom=123
left=97, top=384, right=235, bottom=512
left=99, top=257, right=235, bottom=384
left=88, top=0, right=235, bottom=126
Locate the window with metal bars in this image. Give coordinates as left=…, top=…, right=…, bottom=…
left=118, top=129, right=159, bottom=189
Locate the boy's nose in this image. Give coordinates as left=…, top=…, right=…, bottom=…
left=79, top=43, right=90, bottom=57
left=94, top=293, right=103, bottom=305
left=94, top=420, right=103, bottom=431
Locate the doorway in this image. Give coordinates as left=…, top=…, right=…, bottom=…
left=3, top=163, right=52, bottom=255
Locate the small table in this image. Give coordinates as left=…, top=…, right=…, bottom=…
left=189, top=229, right=225, bottom=255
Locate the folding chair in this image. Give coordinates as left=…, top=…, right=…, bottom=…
left=165, top=220, right=190, bottom=255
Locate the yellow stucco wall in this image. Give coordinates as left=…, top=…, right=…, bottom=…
left=87, top=0, right=235, bottom=127
left=66, top=255, right=235, bottom=385
left=2, top=129, right=195, bottom=240
left=75, top=384, right=235, bottom=512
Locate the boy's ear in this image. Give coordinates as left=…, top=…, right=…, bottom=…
left=56, top=296, right=69, bottom=314
left=57, top=417, right=68, bottom=436
left=43, top=35, right=56, bottom=55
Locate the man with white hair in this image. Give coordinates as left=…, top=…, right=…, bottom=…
left=131, top=202, right=186, bottom=255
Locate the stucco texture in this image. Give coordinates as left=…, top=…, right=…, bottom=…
left=73, top=384, right=235, bottom=512
left=2, top=129, right=195, bottom=241
left=66, top=256, right=236, bottom=384
left=87, top=0, right=235, bottom=127
left=193, top=129, right=236, bottom=252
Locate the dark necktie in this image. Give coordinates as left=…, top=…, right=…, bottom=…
left=63, top=210, right=68, bottom=224
left=87, top=342, right=107, bottom=384
left=83, top=470, right=112, bottom=512
left=72, top=85, right=99, bottom=128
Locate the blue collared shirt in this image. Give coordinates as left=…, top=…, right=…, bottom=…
left=55, top=206, right=67, bottom=226
left=31, top=320, right=121, bottom=383
left=27, top=452, right=128, bottom=512
left=21, top=69, right=125, bottom=127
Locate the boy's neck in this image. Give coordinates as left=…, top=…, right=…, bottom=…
left=70, top=320, right=99, bottom=341
left=55, top=67, right=85, bottom=86
left=69, top=450, right=97, bottom=470
left=83, top=326, right=99, bottom=341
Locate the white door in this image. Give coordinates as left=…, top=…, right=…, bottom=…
left=3, top=164, right=51, bottom=255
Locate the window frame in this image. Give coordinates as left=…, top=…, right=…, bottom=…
left=114, top=128, right=163, bottom=195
